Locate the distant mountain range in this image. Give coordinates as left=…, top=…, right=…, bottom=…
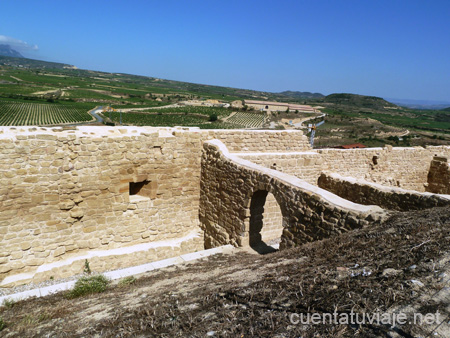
left=385, top=98, right=450, bottom=110
left=0, top=55, right=77, bottom=70
left=0, top=44, right=24, bottom=58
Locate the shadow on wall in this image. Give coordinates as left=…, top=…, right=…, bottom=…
left=249, top=190, right=283, bottom=254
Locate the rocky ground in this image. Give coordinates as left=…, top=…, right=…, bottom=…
left=1, top=206, right=450, bottom=337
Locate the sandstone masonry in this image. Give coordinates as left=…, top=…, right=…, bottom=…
left=0, top=127, right=309, bottom=286
left=0, top=126, right=449, bottom=287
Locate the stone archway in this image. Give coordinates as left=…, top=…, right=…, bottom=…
left=248, top=190, right=283, bottom=252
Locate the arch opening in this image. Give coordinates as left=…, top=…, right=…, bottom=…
left=249, top=190, right=283, bottom=253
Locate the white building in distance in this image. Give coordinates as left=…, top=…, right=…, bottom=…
left=244, top=100, right=317, bottom=113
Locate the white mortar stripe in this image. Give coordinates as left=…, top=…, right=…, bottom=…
left=0, top=245, right=234, bottom=304
left=0, top=231, right=201, bottom=287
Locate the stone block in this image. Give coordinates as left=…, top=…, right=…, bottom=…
left=60, top=200, right=75, bottom=210
left=70, top=207, right=84, bottom=219
left=54, top=246, right=65, bottom=257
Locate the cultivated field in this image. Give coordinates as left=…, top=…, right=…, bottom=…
left=145, top=106, right=231, bottom=118
left=105, top=108, right=268, bottom=129
left=0, top=65, right=449, bottom=146
left=106, top=111, right=236, bottom=129
left=226, top=112, right=266, bottom=128
left=0, top=101, right=93, bottom=126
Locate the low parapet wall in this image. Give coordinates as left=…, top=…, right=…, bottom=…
left=204, top=129, right=311, bottom=152
left=199, top=140, right=387, bottom=250
left=318, top=172, right=450, bottom=211
left=237, top=146, right=450, bottom=191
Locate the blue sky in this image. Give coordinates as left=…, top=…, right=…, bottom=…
left=1, top=0, right=449, bottom=102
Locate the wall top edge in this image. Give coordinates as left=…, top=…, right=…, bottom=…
left=205, top=139, right=385, bottom=215
left=0, top=126, right=305, bottom=140
left=235, top=151, right=318, bottom=156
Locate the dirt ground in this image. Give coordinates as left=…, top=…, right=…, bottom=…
left=1, top=206, right=450, bottom=337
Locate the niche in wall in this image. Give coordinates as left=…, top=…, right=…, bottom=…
left=129, top=180, right=157, bottom=199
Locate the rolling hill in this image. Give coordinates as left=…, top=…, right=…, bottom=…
left=277, top=90, right=324, bottom=99
left=323, top=93, right=396, bottom=108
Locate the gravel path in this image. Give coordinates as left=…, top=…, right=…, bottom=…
left=0, top=273, right=83, bottom=298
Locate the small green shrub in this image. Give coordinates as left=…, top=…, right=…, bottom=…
left=67, top=275, right=110, bottom=299
left=0, top=316, right=5, bottom=331
left=118, top=276, right=136, bottom=287
left=2, top=298, right=15, bottom=308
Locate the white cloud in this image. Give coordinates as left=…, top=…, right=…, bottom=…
left=0, top=35, right=38, bottom=51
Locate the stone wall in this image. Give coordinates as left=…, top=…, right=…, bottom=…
left=199, top=140, right=387, bottom=250
left=205, top=129, right=311, bottom=152
left=318, top=172, right=450, bottom=211
left=238, top=146, right=450, bottom=191
left=259, top=193, right=283, bottom=243
left=2, top=124, right=449, bottom=288
left=0, top=127, right=201, bottom=286
left=0, top=126, right=311, bottom=287
left=427, top=156, right=450, bottom=194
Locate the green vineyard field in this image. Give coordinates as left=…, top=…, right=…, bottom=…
left=0, top=101, right=94, bottom=126
left=107, top=109, right=267, bottom=129
left=107, top=111, right=235, bottom=129
left=226, top=112, right=266, bottom=128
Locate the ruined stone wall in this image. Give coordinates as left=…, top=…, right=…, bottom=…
left=239, top=146, right=450, bottom=191
left=0, top=127, right=311, bottom=286
left=3, top=124, right=448, bottom=288
left=318, top=172, right=450, bottom=211
left=199, top=140, right=386, bottom=250
left=427, top=156, right=450, bottom=194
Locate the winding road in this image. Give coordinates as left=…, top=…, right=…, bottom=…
left=89, top=107, right=104, bottom=123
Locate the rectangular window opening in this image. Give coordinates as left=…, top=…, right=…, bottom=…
left=129, top=180, right=150, bottom=196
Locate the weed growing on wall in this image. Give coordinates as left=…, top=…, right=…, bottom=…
left=83, top=259, right=91, bottom=275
